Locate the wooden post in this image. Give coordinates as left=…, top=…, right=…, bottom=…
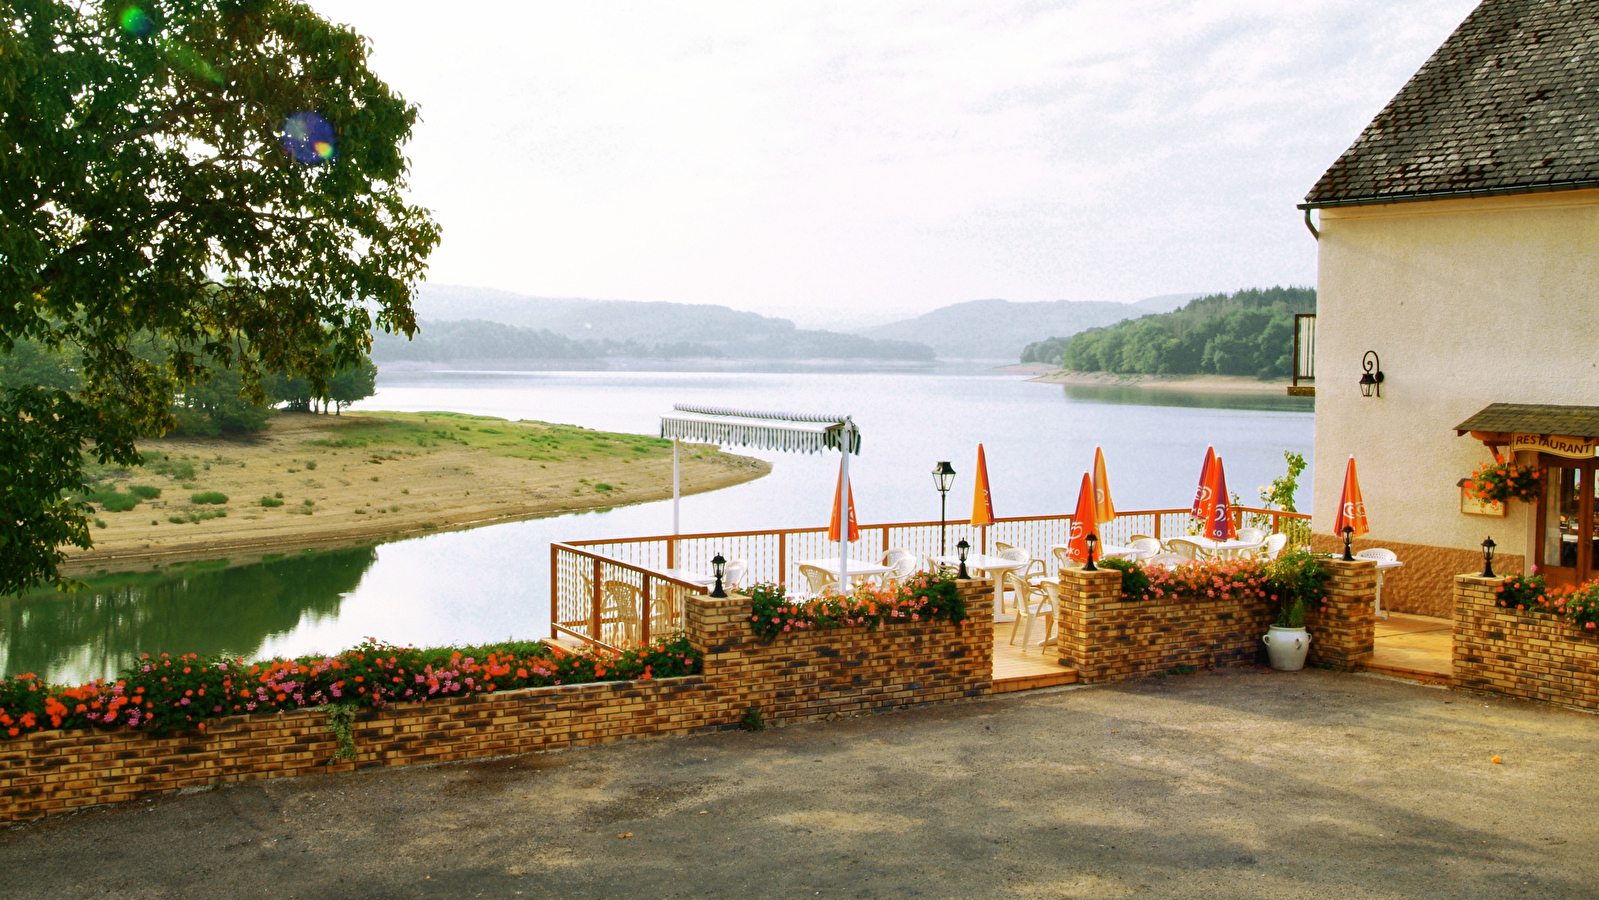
left=549, top=544, right=559, bottom=637
left=591, top=558, right=603, bottom=643
left=778, top=533, right=787, bottom=587
left=640, top=576, right=651, bottom=647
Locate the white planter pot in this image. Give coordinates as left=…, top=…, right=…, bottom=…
left=1262, top=625, right=1311, bottom=671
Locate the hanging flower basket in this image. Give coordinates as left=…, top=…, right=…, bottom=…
left=1469, top=460, right=1544, bottom=504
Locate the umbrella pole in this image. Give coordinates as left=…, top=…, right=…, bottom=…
left=672, top=438, right=680, bottom=567
left=839, top=427, right=851, bottom=592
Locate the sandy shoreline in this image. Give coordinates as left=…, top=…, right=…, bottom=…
left=1022, top=369, right=1295, bottom=395
left=63, top=412, right=768, bottom=574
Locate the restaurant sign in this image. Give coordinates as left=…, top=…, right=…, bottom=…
left=1509, top=433, right=1599, bottom=459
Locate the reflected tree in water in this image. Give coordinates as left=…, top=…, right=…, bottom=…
left=0, top=547, right=378, bottom=682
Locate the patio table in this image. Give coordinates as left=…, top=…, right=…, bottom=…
left=658, top=568, right=716, bottom=588
left=1372, top=559, right=1403, bottom=620
left=930, top=553, right=1030, bottom=622
left=1183, top=536, right=1265, bottom=559
left=795, top=557, right=895, bottom=589
left=1051, top=542, right=1138, bottom=561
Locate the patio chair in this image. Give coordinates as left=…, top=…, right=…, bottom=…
left=602, top=580, right=643, bottom=645
left=1129, top=537, right=1163, bottom=560
left=1355, top=547, right=1398, bottom=563
left=798, top=564, right=838, bottom=597
left=1052, top=546, right=1083, bottom=573
left=1238, top=526, right=1267, bottom=546
left=1260, top=533, right=1289, bottom=560
left=882, top=548, right=919, bottom=582
left=1129, top=534, right=1155, bottom=543
left=724, top=557, right=749, bottom=590
left=1007, top=572, right=1054, bottom=652
left=997, top=546, right=1046, bottom=581
left=1039, top=580, right=1065, bottom=648
left=1167, top=538, right=1203, bottom=560
left=923, top=554, right=955, bottom=576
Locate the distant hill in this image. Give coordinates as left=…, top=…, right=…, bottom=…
left=1036, top=286, right=1317, bottom=378
left=853, top=294, right=1200, bottom=360
left=392, top=286, right=934, bottom=362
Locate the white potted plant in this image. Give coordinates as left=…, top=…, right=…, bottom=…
left=1262, top=549, right=1328, bottom=671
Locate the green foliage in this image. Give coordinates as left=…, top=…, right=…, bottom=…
left=1496, top=572, right=1547, bottom=610
left=1469, top=459, right=1544, bottom=504
left=0, top=633, right=702, bottom=739
left=1251, top=451, right=1311, bottom=545
left=739, top=706, right=765, bottom=732
left=170, top=365, right=274, bottom=436
left=146, top=456, right=196, bottom=481
left=1266, top=549, right=1330, bottom=628
left=0, top=0, right=441, bottom=593
left=746, top=572, right=966, bottom=641
left=87, top=488, right=140, bottom=512
left=259, top=496, right=284, bottom=507
left=1019, top=335, right=1073, bottom=366
left=1058, top=287, right=1316, bottom=378
left=189, top=491, right=228, bottom=505
left=128, top=485, right=162, bottom=499
left=318, top=702, right=360, bottom=761
left=1099, top=557, right=1152, bottom=603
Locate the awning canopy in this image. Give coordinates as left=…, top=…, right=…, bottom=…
left=1455, top=403, right=1599, bottom=438
left=660, top=404, right=861, bottom=455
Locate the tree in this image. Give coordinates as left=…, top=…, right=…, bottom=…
left=326, top=355, right=375, bottom=414
left=0, top=0, right=441, bottom=594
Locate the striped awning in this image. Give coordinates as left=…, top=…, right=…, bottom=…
left=660, top=404, right=860, bottom=455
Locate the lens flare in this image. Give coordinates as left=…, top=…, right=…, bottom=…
left=282, top=112, right=337, bottom=165
left=119, top=6, right=154, bottom=37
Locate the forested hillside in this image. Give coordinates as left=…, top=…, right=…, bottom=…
left=853, top=293, right=1197, bottom=360
left=1024, top=287, right=1315, bottom=378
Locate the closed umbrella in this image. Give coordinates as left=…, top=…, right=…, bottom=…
left=829, top=456, right=860, bottom=588
left=1333, top=456, right=1369, bottom=539
left=1191, top=446, right=1217, bottom=523
left=971, top=443, right=995, bottom=527
left=1092, top=447, right=1116, bottom=525
left=1066, top=472, right=1097, bottom=563
left=1207, top=456, right=1237, bottom=541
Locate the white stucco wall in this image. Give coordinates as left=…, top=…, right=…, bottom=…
left=1311, top=188, right=1599, bottom=561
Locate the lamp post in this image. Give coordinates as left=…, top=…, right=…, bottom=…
left=933, top=461, right=957, bottom=555
left=710, top=553, right=728, bottom=598
left=956, top=538, right=970, bottom=580
left=1480, top=537, right=1497, bottom=578
left=1359, top=350, right=1385, bottom=398
left=1084, top=533, right=1099, bottom=572
left=1342, top=526, right=1355, bottom=561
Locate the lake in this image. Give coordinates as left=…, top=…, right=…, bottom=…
left=1, top=370, right=1313, bottom=682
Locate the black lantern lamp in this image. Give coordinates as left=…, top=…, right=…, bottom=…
left=1341, top=526, right=1354, bottom=561
left=710, top=552, right=728, bottom=598
left=1359, top=350, right=1385, bottom=398
left=1084, top=533, right=1099, bottom=572
left=933, top=461, right=957, bottom=555
left=1481, top=537, right=1497, bottom=578
left=956, top=538, right=970, bottom=580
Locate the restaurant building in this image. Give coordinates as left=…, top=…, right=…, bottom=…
left=1300, top=0, right=1599, bottom=616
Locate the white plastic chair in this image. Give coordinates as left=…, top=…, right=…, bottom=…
left=602, top=580, right=643, bottom=645
left=797, top=564, right=838, bottom=597
left=1260, top=533, right=1289, bottom=561
left=1355, top=547, right=1397, bottom=563
left=1129, top=537, right=1163, bottom=561
left=1007, top=572, right=1053, bottom=652
left=1052, top=546, right=1083, bottom=573
left=997, top=546, right=1046, bottom=581
left=1237, top=526, right=1267, bottom=545
left=1145, top=553, right=1184, bottom=570
left=881, top=548, right=918, bottom=581
left=723, top=557, right=749, bottom=590
left=1167, top=538, right=1203, bottom=560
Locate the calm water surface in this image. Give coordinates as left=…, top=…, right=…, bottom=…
left=2, top=371, right=1313, bottom=682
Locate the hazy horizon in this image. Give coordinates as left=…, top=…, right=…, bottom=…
left=311, top=0, right=1477, bottom=318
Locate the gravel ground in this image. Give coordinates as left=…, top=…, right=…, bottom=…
left=4, top=667, right=1597, bottom=899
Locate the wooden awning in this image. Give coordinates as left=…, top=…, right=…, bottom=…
left=1456, top=403, right=1599, bottom=458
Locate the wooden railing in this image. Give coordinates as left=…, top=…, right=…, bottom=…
left=552, top=505, right=1311, bottom=649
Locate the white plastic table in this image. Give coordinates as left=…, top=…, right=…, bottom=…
left=658, top=568, right=716, bottom=588
left=930, top=553, right=1030, bottom=621
left=1183, top=536, right=1265, bottom=559
left=1371, top=558, right=1403, bottom=619
left=795, top=557, right=895, bottom=590
left=1051, top=542, right=1138, bottom=561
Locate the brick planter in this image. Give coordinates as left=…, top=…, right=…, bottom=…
left=0, top=587, right=993, bottom=823
left=1452, top=574, right=1599, bottom=712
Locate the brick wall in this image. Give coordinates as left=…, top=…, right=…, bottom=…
left=0, top=583, right=993, bottom=823
left=1310, top=534, right=1511, bottom=618
left=1053, top=559, right=1377, bottom=683
left=1452, top=574, right=1599, bottom=712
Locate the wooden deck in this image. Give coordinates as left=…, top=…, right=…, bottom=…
left=991, top=617, right=1078, bottom=692
left=1364, top=612, right=1451, bottom=683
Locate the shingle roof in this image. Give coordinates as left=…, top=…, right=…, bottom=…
left=1303, top=0, right=1599, bottom=209
left=1455, top=403, right=1599, bottom=437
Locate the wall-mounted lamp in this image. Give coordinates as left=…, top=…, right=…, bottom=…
left=1480, top=537, right=1496, bottom=578
left=1084, top=533, right=1099, bottom=572
left=1359, top=350, right=1385, bottom=398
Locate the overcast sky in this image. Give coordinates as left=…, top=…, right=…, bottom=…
left=311, top=1, right=1479, bottom=324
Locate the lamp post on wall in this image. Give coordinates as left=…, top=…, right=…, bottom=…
left=956, top=539, right=971, bottom=580
left=1359, top=351, right=1385, bottom=398
left=1084, top=533, right=1099, bottom=572
left=932, top=461, right=956, bottom=555
left=1342, top=526, right=1355, bottom=561
left=1480, top=537, right=1497, bottom=578
left=711, top=553, right=728, bottom=598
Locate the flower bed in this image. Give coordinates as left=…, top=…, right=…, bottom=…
left=1491, top=570, right=1599, bottom=631
left=746, top=571, right=966, bottom=640
left=1098, top=551, right=1329, bottom=627
left=1469, top=459, right=1544, bottom=504
left=0, top=635, right=700, bottom=741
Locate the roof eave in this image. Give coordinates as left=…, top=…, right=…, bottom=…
left=1300, top=179, right=1599, bottom=211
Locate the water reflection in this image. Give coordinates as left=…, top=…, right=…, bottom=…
left=1057, top=384, right=1314, bottom=412
left=0, top=547, right=377, bottom=682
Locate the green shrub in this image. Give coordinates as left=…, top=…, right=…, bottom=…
left=259, top=496, right=285, bottom=508
left=302, top=498, right=314, bottom=506
left=305, top=459, right=317, bottom=470
left=190, top=492, right=228, bottom=505
left=89, top=489, right=140, bottom=512
left=128, top=485, right=162, bottom=499
left=1099, top=557, right=1152, bottom=603
left=747, top=571, right=965, bottom=640
left=1266, top=549, right=1330, bottom=628
left=594, top=483, right=613, bottom=491
left=168, top=515, right=186, bottom=524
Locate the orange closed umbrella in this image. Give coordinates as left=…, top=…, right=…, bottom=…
left=1333, top=456, right=1369, bottom=539
left=1066, top=473, right=1097, bottom=562
left=828, top=457, right=859, bottom=543
left=1191, top=446, right=1216, bottom=522
left=971, top=444, right=995, bottom=527
left=1092, top=447, right=1116, bottom=525
left=1206, top=456, right=1237, bottom=540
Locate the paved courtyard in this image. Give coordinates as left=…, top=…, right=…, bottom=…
left=3, top=668, right=1597, bottom=899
